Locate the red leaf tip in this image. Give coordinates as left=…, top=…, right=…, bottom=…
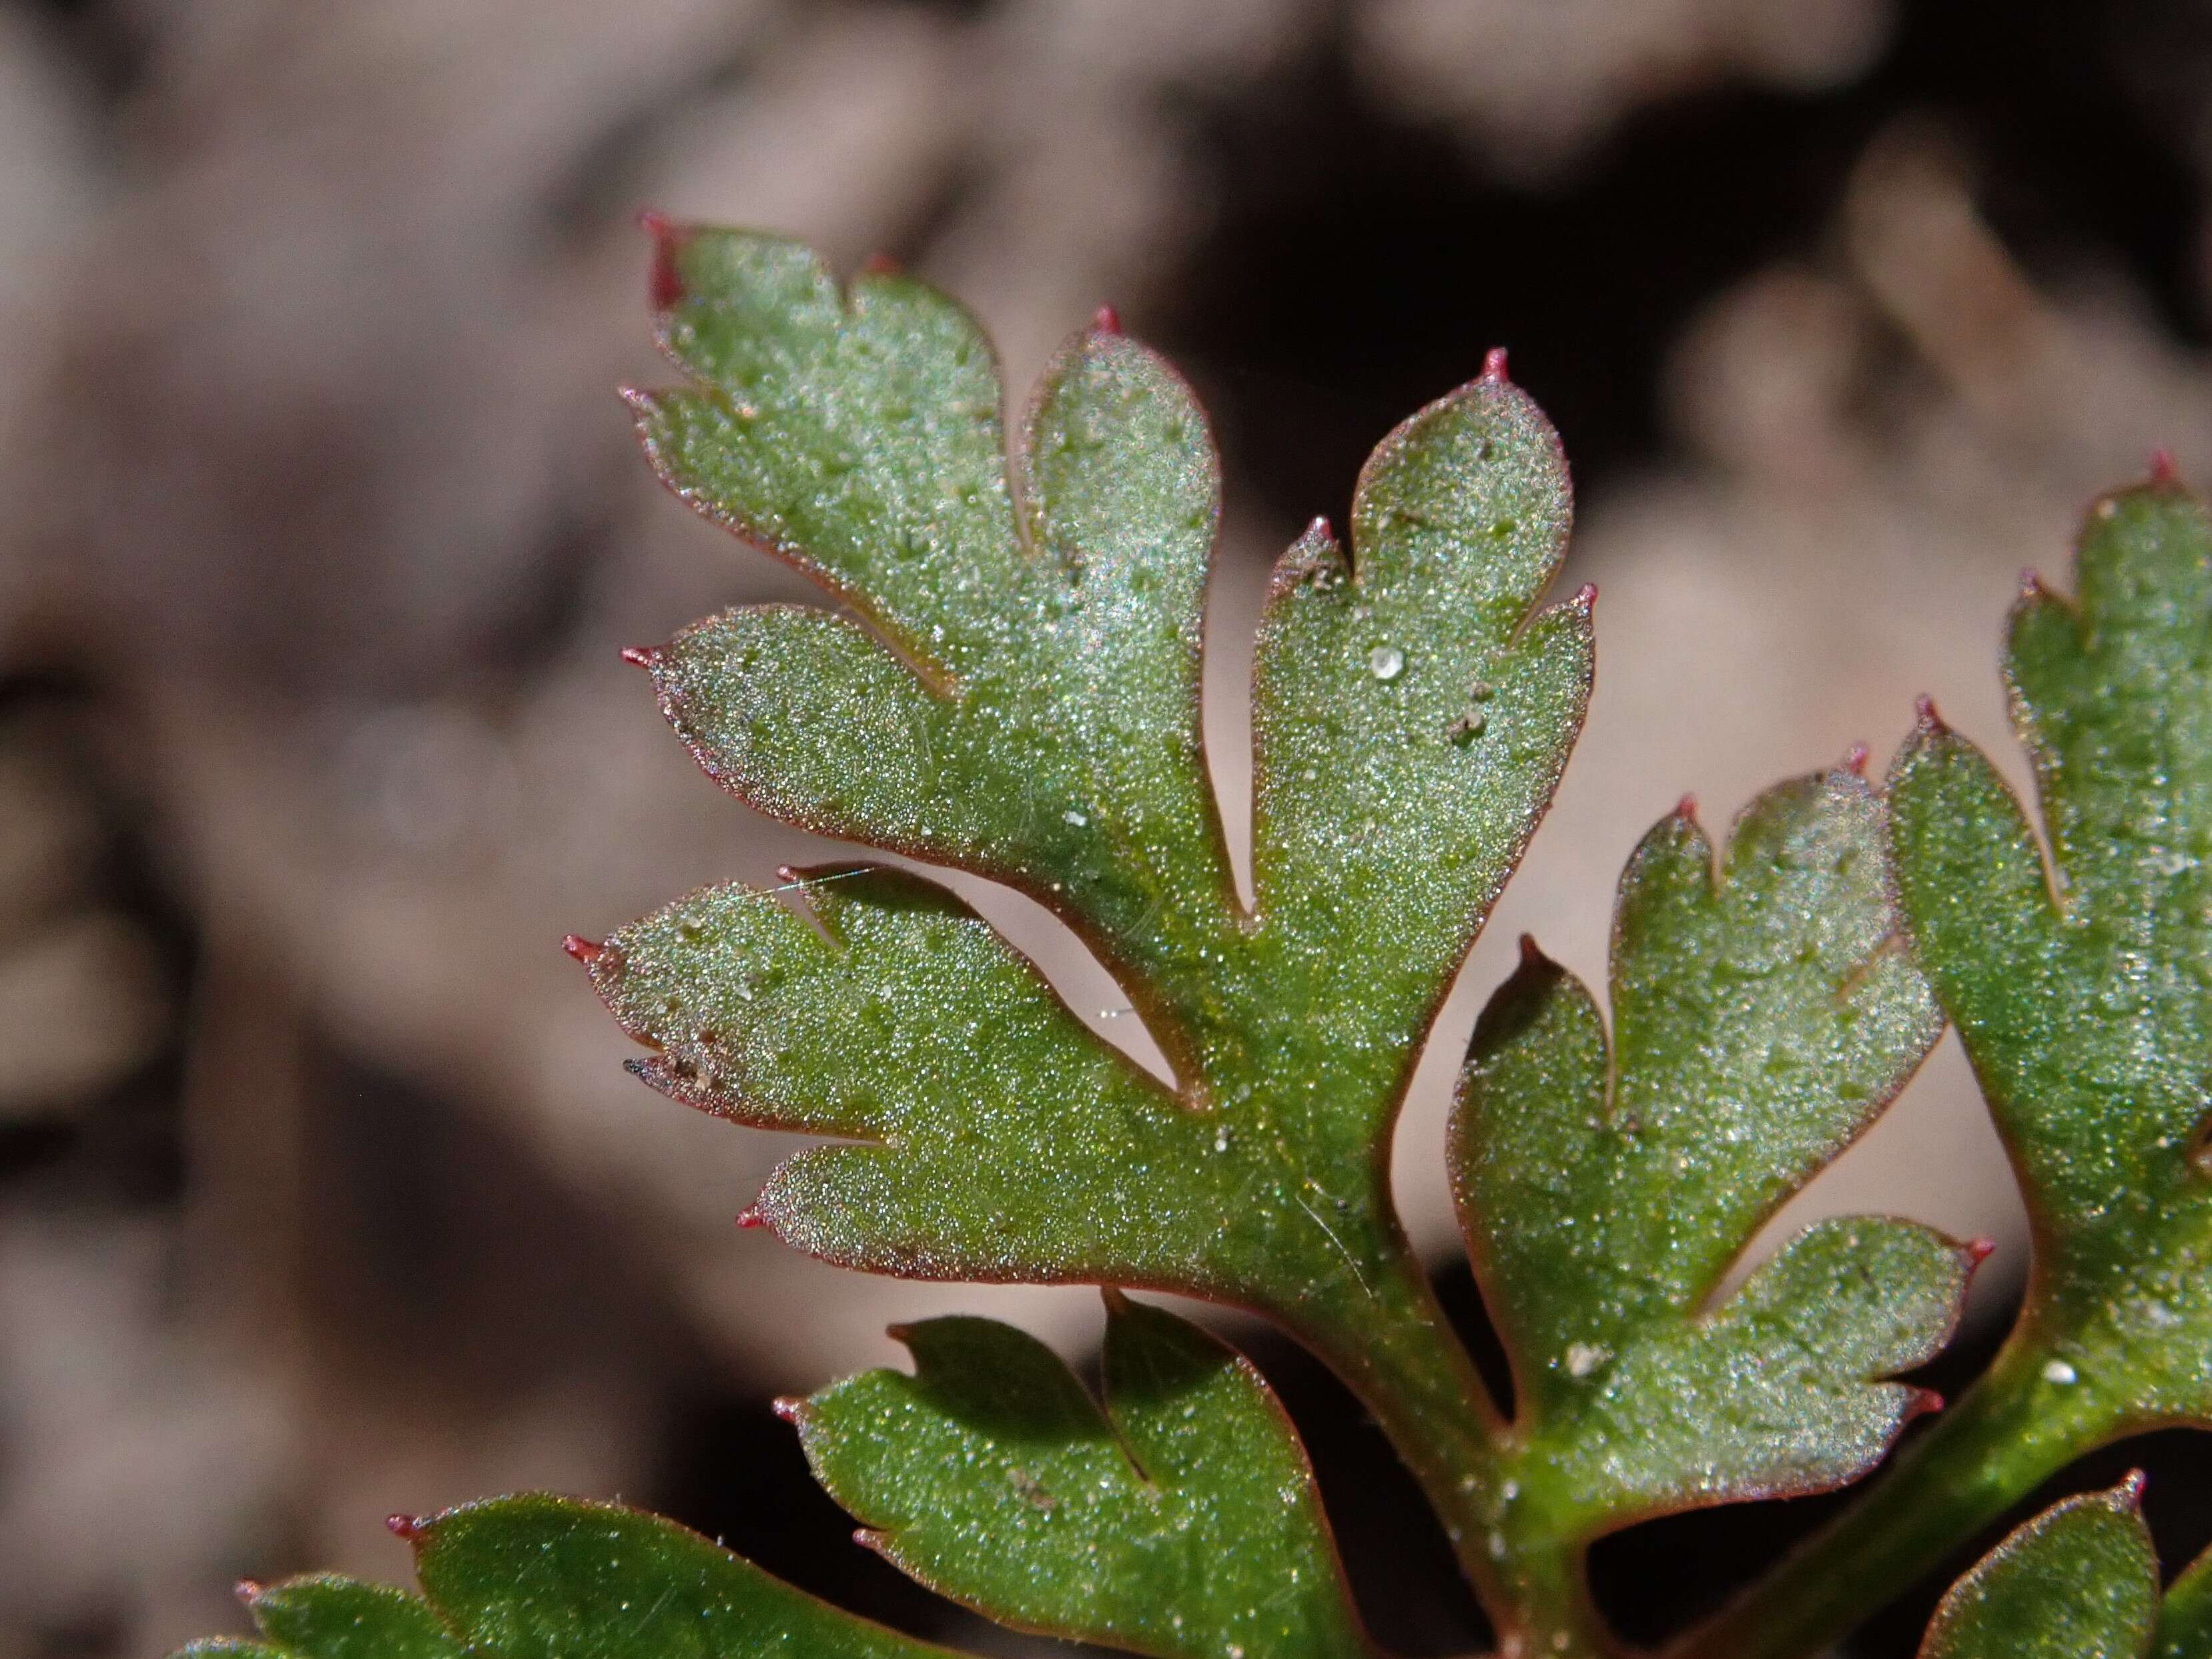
left=1517, top=933, right=1547, bottom=968
left=641, top=212, right=687, bottom=310
left=859, top=251, right=902, bottom=276
left=1914, top=693, right=1947, bottom=732
left=1965, top=1235, right=1998, bottom=1267
left=234, top=1580, right=263, bottom=1606
left=2117, top=1469, right=2149, bottom=1503
left=1092, top=304, right=1122, bottom=334
left=386, top=1514, right=427, bottom=1542
left=1674, top=792, right=1700, bottom=822
left=771, top=1395, right=804, bottom=1424
left=562, top=934, right=604, bottom=966
left=1571, top=581, right=1598, bottom=607
left=2151, top=448, right=2179, bottom=485
left=619, top=645, right=659, bottom=669
left=1843, top=743, right=1869, bottom=776
left=1481, top=346, right=1511, bottom=383
left=735, top=1205, right=767, bottom=1230
left=1902, top=1388, right=1945, bottom=1425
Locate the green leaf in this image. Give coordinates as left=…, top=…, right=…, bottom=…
left=793, top=1294, right=1371, bottom=1659
left=410, top=1493, right=955, bottom=1659
left=591, top=227, right=1607, bottom=1646
left=243, top=1578, right=462, bottom=1659
left=2157, top=1539, right=2212, bottom=1659
left=1917, top=1478, right=2157, bottom=1659
left=581, top=865, right=1248, bottom=1291
left=1888, top=478, right=2212, bottom=1427
left=629, top=226, right=1234, bottom=1028
left=1244, top=368, right=1594, bottom=1106
left=170, top=1576, right=462, bottom=1659
left=1453, top=765, right=1964, bottom=1536
left=603, top=232, right=1594, bottom=1477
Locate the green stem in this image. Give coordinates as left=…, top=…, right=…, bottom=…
left=1665, top=1329, right=2114, bottom=1659
left=1294, top=1243, right=1611, bottom=1659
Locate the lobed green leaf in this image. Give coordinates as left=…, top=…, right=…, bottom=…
left=1246, top=366, right=1593, bottom=1095
left=630, top=226, right=1236, bottom=1032
left=793, top=1295, right=1371, bottom=1659
left=581, top=864, right=1260, bottom=1290
left=1453, top=765, right=1962, bottom=1534
left=1888, top=478, right=2212, bottom=1427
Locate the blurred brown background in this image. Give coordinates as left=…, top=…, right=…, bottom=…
left=3, top=2, right=2211, bottom=1656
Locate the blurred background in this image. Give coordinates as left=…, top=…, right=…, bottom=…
left=3, top=1, right=2211, bottom=1655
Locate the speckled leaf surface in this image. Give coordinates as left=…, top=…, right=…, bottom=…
left=792, top=1295, right=1371, bottom=1659
left=1241, top=368, right=1593, bottom=1126
left=579, top=865, right=1245, bottom=1289
left=627, top=226, right=1234, bottom=1034
left=1917, top=1479, right=2157, bottom=1659
left=1453, top=766, right=1962, bottom=1536
left=173, top=1577, right=460, bottom=1659
left=410, top=1494, right=954, bottom=1659
left=1888, top=478, right=2212, bottom=1428
left=599, top=230, right=1602, bottom=1616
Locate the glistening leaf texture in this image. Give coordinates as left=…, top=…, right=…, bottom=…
left=792, top=1293, right=1371, bottom=1659
left=599, top=225, right=1609, bottom=1650
left=167, top=226, right=2212, bottom=1659
left=1889, top=480, right=2212, bottom=1426
left=1915, top=1479, right=2159, bottom=1659
left=1451, top=767, right=1966, bottom=1596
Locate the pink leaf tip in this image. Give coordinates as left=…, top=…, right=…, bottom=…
left=860, top=251, right=902, bottom=276
left=1571, top=581, right=1597, bottom=607
left=620, top=645, right=659, bottom=669
left=1675, top=792, right=1699, bottom=822
left=1965, top=1236, right=1997, bottom=1267
left=640, top=212, right=687, bottom=311
left=1902, top=1388, right=1945, bottom=1425
left=2151, top=448, right=2179, bottom=485
left=386, top=1514, right=427, bottom=1542
left=2117, top=1469, right=2149, bottom=1503
left=562, top=934, right=604, bottom=966
left=1481, top=346, right=1511, bottom=383
left=1092, top=304, right=1122, bottom=334
left=234, top=1580, right=263, bottom=1606
left=771, top=1395, right=803, bottom=1423
left=1843, top=743, right=1869, bottom=777
left=1914, top=693, right=1947, bottom=732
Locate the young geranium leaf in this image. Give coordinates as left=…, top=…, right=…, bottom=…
left=601, top=230, right=1602, bottom=1637
left=791, top=1295, right=1372, bottom=1659
left=1454, top=765, right=1963, bottom=1540
left=579, top=866, right=1243, bottom=1289
left=1916, top=1478, right=2157, bottom=1659
left=1888, top=478, right=2212, bottom=1430
left=408, top=1494, right=954, bottom=1659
